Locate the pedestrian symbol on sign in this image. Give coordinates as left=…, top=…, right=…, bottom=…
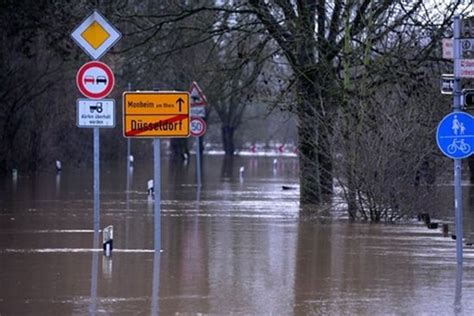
left=451, top=115, right=467, bottom=136
left=448, top=139, right=471, bottom=154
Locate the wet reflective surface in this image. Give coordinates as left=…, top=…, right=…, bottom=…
left=1, top=155, right=474, bottom=315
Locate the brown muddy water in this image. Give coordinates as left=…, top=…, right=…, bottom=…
left=1, top=155, right=474, bottom=315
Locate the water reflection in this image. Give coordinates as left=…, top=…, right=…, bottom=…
left=125, top=165, right=133, bottom=249
left=1, top=156, right=474, bottom=314
left=221, top=155, right=234, bottom=179
left=151, top=249, right=160, bottom=316
left=89, top=231, right=99, bottom=316
left=455, top=266, right=463, bottom=315
left=470, top=185, right=474, bottom=214
left=55, top=172, right=61, bottom=197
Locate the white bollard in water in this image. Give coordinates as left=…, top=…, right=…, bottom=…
left=147, top=179, right=154, bottom=195
left=55, top=160, right=62, bottom=172
left=103, top=225, right=113, bottom=256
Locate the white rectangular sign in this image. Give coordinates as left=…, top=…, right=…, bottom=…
left=77, top=99, right=115, bottom=128
left=443, top=38, right=474, bottom=59
left=461, top=59, right=474, bottom=78
left=443, top=38, right=453, bottom=59
left=190, top=106, right=206, bottom=117
left=441, top=74, right=454, bottom=95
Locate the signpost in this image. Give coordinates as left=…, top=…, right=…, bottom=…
left=453, top=15, right=463, bottom=266
left=437, top=16, right=470, bottom=266
left=189, top=82, right=208, bottom=187
left=71, top=11, right=121, bottom=255
left=123, top=91, right=190, bottom=263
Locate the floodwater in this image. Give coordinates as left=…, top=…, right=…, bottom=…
left=1, top=154, right=474, bottom=315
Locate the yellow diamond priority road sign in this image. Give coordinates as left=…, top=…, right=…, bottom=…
left=71, top=10, right=121, bottom=60
left=123, top=92, right=190, bottom=138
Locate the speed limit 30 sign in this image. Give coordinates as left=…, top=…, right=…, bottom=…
left=190, top=117, right=207, bottom=137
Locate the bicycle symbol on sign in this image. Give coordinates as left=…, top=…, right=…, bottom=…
left=447, top=139, right=471, bottom=154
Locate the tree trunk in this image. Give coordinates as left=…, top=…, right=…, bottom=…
left=318, top=117, right=333, bottom=195
left=297, top=71, right=321, bottom=205
left=28, top=129, right=39, bottom=172
left=221, top=126, right=235, bottom=156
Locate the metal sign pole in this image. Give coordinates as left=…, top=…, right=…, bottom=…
left=127, top=82, right=132, bottom=176
left=89, top=229, right=99, bottom=315
left=151, top=245, right=161, bottom=315
left=154, top=139, right=161, bottom=251
left=93, top=127, right=100, bottom=229
left=453, top=15, right=463, bottom=265
left=196, top=137, right=202, bottom=187
left=151, top=138, right=161, bottom=314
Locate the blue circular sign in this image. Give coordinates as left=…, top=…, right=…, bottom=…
left=436, top=112, right=474, bottom=159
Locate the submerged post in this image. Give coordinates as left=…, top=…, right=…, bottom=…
left=151, top=140, right=161, bottom=315
left=453, top=15, right=463, bottom=265
left=127, top=82, right=132, bottom=174
left=154, top=139, right=161, bottom=252
left=196, top=137, right=202, bottom=187
left=93, top=127, right=100, bottom=230
left=103, top=225, right=113, bottom=256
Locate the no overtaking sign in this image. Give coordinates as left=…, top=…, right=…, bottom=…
left=76, top=61, right=115, bottom=100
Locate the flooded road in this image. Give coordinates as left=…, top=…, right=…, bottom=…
left=1, top=155, right=474, bottom=315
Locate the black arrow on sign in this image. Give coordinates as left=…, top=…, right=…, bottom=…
left=176, top=98, right=185, bottom=112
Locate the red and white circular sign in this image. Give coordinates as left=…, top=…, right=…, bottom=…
left=76, top=61, right=115, bottom=99
left=190, top=117, right=207, bottom=137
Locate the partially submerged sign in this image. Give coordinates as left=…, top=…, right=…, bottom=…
left=71, top=10, right=122, bottom=60
left=123, top=92, right=190, bottom=138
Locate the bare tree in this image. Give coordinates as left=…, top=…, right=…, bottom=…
left=116, top=1, right=463, bottom=210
